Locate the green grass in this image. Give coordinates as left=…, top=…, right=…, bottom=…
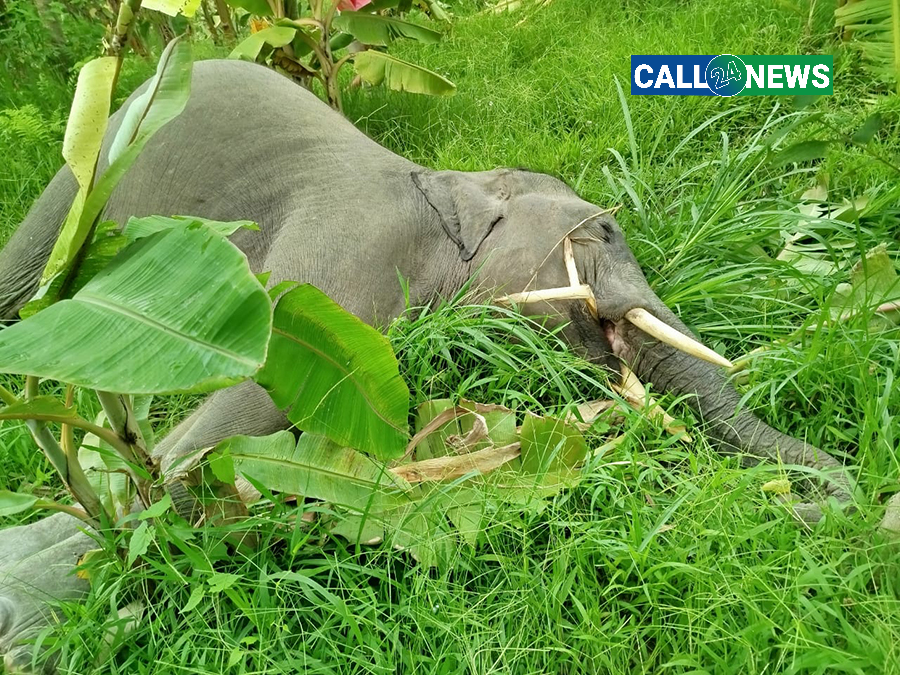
left=1, top=0, right=900, bottom=673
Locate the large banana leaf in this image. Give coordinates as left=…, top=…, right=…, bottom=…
left=0, top=224, right=270, bottom=394
left=353, top=51, right=456, bottom=96
left=332, top=13, right=442, bottom=46
left=219, top=432, right=409, bottom=511
left=255, top=284, right=410, bottom=460
left=123, top=215, right=257, bottom=242
left=835, top=0, right=900, bottom=91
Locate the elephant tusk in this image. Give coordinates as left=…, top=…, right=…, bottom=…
left=496, top=284, right=594, bottom=305
left=624, top=307, right=733, bottom=368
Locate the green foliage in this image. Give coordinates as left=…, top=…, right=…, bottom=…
left=226, top=0, right=454, bottom=109
left=122, top=214, right=259, bottom=242
left=0, top=225, right=272, bottom=394
left=257, top=284, right=411, bottom=460
left=0, top=489, right=38, bottom=516
left=219, top=431, right=406, bottom=510
left=353, top=50, right=455, bottom=96
left=519, top=413, right=586, bottom=474
left=331, top=12, right=443, bottom=45
left=29, top=38, right=195, bottom=315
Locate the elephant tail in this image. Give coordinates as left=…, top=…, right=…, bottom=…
left=0, top=167, right=75, bottom=322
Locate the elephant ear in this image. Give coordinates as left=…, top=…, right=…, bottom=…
left=411, top=169, right=510, bottom=262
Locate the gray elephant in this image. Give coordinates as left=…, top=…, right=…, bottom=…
left=0, top=60, right=858, bottom=671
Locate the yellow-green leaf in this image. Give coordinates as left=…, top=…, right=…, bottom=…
left=142, top=0, right=202, bottom=16
left=41, top=57, right=117, bottom=285
left=229, top=26, right=297, bottom=62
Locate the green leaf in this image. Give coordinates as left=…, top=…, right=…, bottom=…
left=0, top=396, right=80, bottom=423
left=108, top=38, right=193, bottom=165
left=0, top=491, right=39, bottom=517
left=123, top=215, right=257, bottom=243
left=127, top=521, right=154, bottom=565
left=255, top=284, right=409, bottom=460
left=413, top=399, right=517, bottom=460
left=208, top=448, right=236, bottom=484
left=519, top=415, right=587, bottom=474
left=78, top=432, right=133, bottom=518
left=139, top=494, right=173, bottom=520
left=851, top=112, right=883, bottom=144
left=229, top=26, right=297, bottom=61
left=21, top=221, right=127, bottom=319
left=352, top=51, right=456, bottom=97
left=40, top=57, right=117, bottom=285
left=132, top=394, right=155, bottom=452
left=332, top=13, right=442, bottom=46
left=223, top=432, right=407, bottom=510
left=330, top=32, right=355, bottom=52
left=772, top=139, right=831, bottom=165
left=225, top=0, right=273, bottom=16
left=183, top=586, right=206, bottom=612
left=207, top=572, right=240, bottom=593
left=0, top=225, right=271, bottom=394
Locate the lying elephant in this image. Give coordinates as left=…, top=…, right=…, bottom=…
left=0, top=59, right=858, bottom=671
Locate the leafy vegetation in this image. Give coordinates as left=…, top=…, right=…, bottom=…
left=1, top=0, right=899, bottom=673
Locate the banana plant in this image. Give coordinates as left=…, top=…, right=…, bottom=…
left=835, top=0, right=900, bottom=93
left=224, top=0, right=455, bottom=110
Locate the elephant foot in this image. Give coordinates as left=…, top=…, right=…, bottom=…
left=0, top=514, right=95, bottom=674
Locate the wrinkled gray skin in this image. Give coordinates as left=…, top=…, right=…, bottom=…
left=0, top=60, right=855, bottom=671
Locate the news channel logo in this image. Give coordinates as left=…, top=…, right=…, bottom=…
left=630, top=54, right=833, bottom=97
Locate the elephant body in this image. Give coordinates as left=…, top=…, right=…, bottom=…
left=0, top=59, right=858, bottom=672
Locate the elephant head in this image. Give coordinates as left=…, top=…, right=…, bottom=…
left=413, top=167, right=855, bottom=523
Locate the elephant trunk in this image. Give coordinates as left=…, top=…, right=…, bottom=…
left=594, top=280, right=854, bottom=522
left=0, top=167, right=74, bottom=322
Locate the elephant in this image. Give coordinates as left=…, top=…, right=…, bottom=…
left=0, top=59, right=863, bottom=671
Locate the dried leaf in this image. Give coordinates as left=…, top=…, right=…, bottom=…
left=391, top=443, right=521, bottom=483
left=614, top=366, right=692, bottom=442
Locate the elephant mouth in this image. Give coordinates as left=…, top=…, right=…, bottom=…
left=601, top=318, right=632, bottom=361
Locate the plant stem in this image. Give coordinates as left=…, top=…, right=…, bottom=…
left=22, top=378, right=106, bottom=525
left=34, top=500, right=96, bottom=525
left=0, top=383, right=17, bottom=405
left=61, top=384, right=76, bottom=457
left=96, top=390, right=154, bottom=506
left=105, top=0, right=144, bottom=97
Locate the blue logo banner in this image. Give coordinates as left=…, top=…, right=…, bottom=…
left=631, top=56, right=716, bottom=96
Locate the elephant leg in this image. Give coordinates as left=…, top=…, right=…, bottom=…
left=153, top=381, right=291, bottom=516
left=154, top=380, right=289, bottom=473
left=0, top=514, right=94, bottom=674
